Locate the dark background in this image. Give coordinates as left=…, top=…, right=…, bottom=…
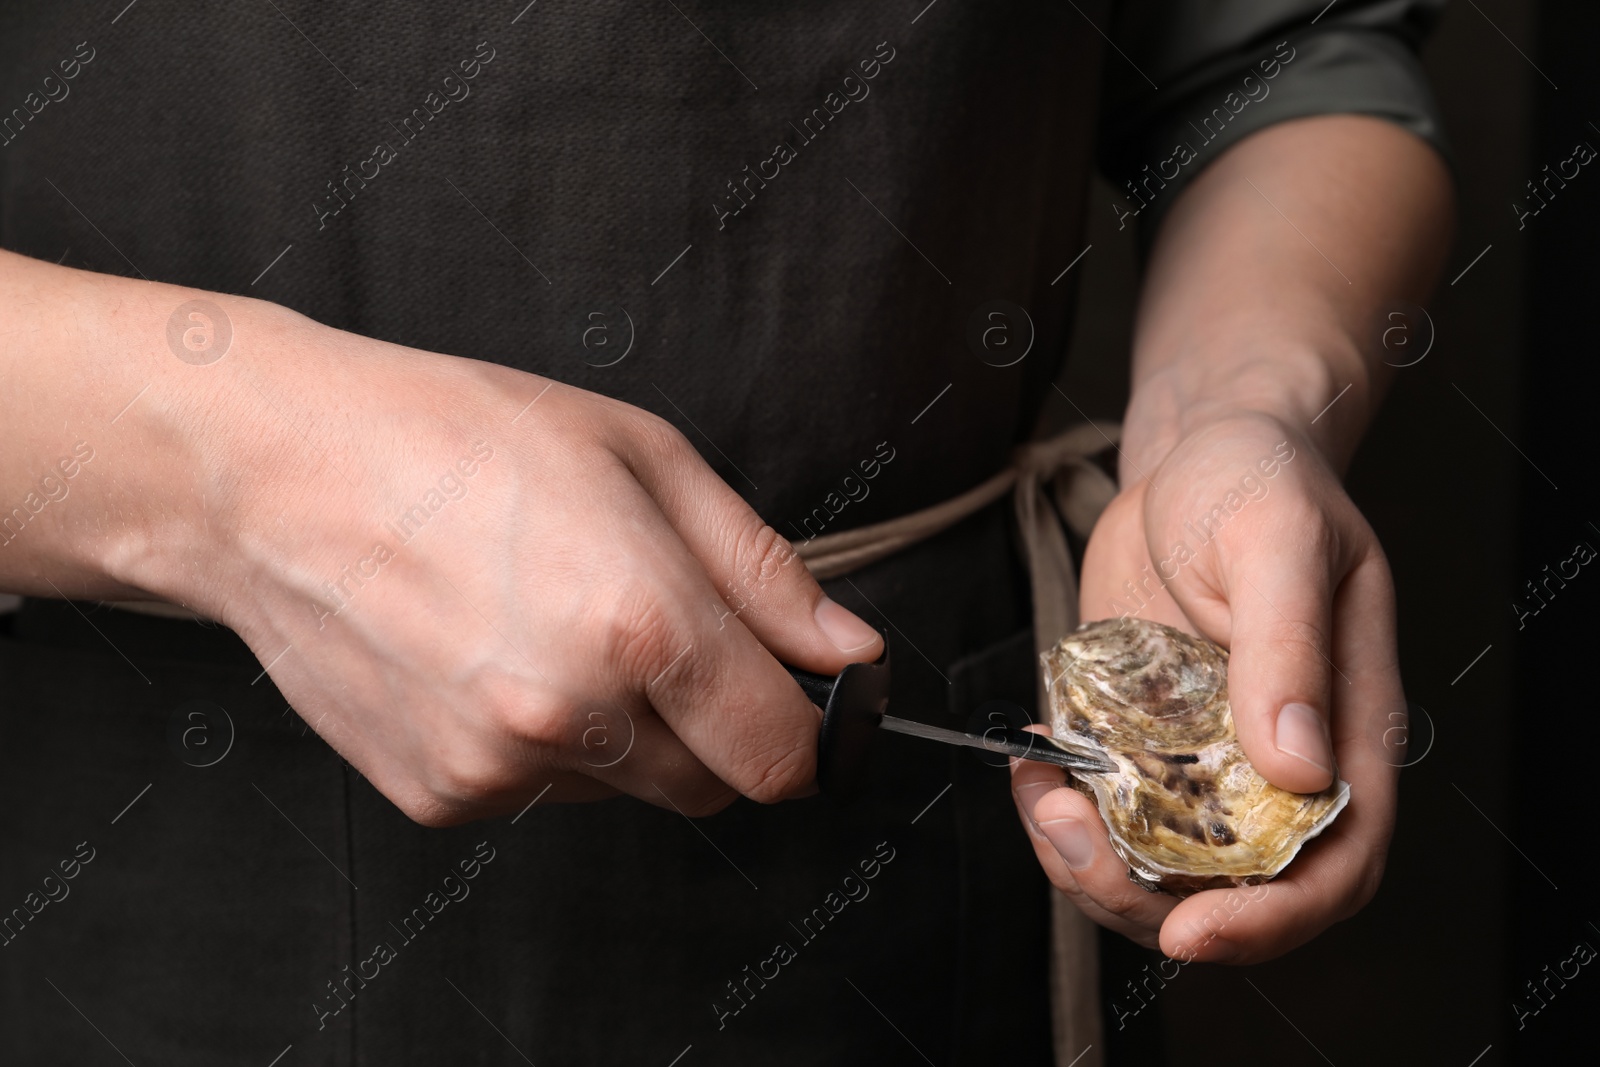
left=1045, top=0, right=1592, bottom=1062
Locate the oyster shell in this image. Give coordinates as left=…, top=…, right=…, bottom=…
left=1042, top=618, right=1347, bottom=896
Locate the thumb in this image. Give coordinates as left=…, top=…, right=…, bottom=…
left=625, top=418, right=884, bottom=674
left=1222, top=547, right=1337, bottom=794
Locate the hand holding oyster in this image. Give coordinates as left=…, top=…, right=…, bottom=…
left=1042, top=618, right=1348, bottom=897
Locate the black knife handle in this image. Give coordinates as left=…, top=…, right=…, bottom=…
left=785, top=665, right=839, bottom=711
left=784, top=639, right=891, bottom=797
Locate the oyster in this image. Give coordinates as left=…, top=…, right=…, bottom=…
left=1042, top=618, right=1347, bottom=896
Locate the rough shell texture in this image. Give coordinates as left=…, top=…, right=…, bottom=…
left=1042, top=618, right=1348, bottom=897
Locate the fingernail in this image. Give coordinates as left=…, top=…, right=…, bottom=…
left=1276, top=702, right=1332, bottom=776
left=814, top=597, right=880, bottom=654
left=1013, top=782, right=1057, bottom=834
left=1039, top=817, right=1095, bottom=870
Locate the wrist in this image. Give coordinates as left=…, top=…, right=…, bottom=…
left=1120, top=340, right=1372, bottom=482
left=9, top=256, right=305, bottom=611
left=107, top=295, right=332, bottom=616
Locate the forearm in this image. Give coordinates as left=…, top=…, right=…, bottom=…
left=1121, top=115, right=1455, bottom=478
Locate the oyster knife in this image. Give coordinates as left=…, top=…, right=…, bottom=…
left=788, top=642, right=1116, bottom=796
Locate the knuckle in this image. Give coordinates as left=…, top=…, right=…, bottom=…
left=675, top=783, right=740, bottom=818
left=633, top=410, right=695, bottom=460
left=1097, top=886, right=1151, bottom=922
left=1281, top=493, right=1333, bottom=536
left=484, top=681, right=573, bottom=753
left=729, top=521, right=803, bottom=599
left=1361, top=535, right=1393, bottom=574
left=1046, top=877, right=1096, bottom=915
left=1265, top=616, right=1333, bottom=667
left=733, top=738, right=815, bottom=804
left=428, top=752, right=508, bottom=805
left=586, top=584, right=680, bottom=683
left=1344, top=855, right=1388, bottom=919
left=393, top=788, right=466, bottom=829
left=421, top=728, right=518, bottom=807
left=598, top=407, right=698, bottom=478
left=1049, top=873, right=1088, bottom=901
left=399, top=805, right=453, bottom=829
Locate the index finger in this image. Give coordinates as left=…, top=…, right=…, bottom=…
left=615, top=410, right=884, bottom=674
left=576, top=475, right=826, bottom=807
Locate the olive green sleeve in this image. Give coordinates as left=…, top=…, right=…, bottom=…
left=1097, top=0, right=1452, bottom=242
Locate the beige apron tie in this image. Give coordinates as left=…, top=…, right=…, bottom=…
left=795, top=420, right=1121, bottom=1067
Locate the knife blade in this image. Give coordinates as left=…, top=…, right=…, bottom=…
left=876, top=714, right=1116, bottom=774
left=788, top=645, right=1116, bottom=795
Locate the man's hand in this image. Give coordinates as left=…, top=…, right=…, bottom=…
left=1011, top=413, right=1401, bottom=963
left=1008, top=113, right=1453, bottom=962
left=203, top=310, right=887, bottom=826
left=0, top=250, right=882, bottom=826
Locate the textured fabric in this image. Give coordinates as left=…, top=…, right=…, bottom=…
left=1100, top=0, right=1451, bottom=242
left=0, top=2, right=1447, bottom=1064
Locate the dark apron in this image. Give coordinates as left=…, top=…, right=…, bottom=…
left=0, top=512, right=1053, bottom=1065
left=1, top=1, right=1104, bottom=1061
